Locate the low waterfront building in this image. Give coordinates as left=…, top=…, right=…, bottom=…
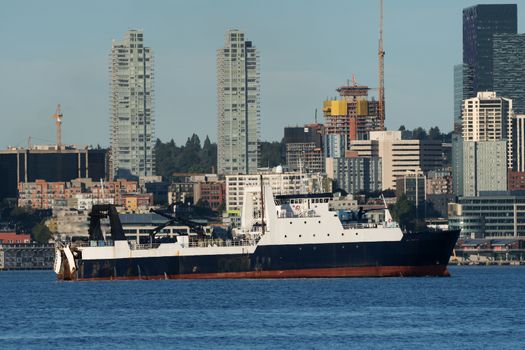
left=0, top=243, right=54, bottom=270
left=0, top=232, right=31, bottom=244
left=448, top=191, right=525, bottom=238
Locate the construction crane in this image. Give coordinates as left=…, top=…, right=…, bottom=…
left=378, top=0, right=385, bottom=131
left=52, top=104, right=63, bottom=150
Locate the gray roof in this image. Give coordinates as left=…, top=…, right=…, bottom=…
left=119, top=213, right=167, bottom=225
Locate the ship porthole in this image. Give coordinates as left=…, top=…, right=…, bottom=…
left=284, top=235, right=287, bottom=238
left=313, top=234, right=316, bottom=237
left=342, top=233, right=344, bottom=236
left=299, top=234, right=302, bottom=238
left=327, top=234, right=330, bottom=237
left=289, top=222, right=292, bottom=224
left=318, top=221, right=321, bottom=224
left=355, top=232, right=358, bottom=235
left=304, top=221, right=307, bottom=224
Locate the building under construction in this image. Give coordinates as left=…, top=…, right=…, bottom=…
left=323, top=79, right=382, bottom=143
left=324, top=0, right=386, bottom=145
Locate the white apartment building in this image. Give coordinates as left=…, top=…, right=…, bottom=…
left=225, top=170, right=329, bottom=213
left=350, top=131, right=442, bottom=190
left=217, top=29, right=260, bottom=175
left=462, top=91, right=512, bottom=142
left=110, top=29, right=155, bottom=179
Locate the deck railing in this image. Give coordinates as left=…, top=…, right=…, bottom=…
left=188, top=239, right=257, bottom=248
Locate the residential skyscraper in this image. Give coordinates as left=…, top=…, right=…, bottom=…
left=109, top=29, right=155, bottom=179
left=217, top=29, right=260, bottom=175
left=462, top=92, right=512, bottom=142
left=455, top=92, right=512, bottom=196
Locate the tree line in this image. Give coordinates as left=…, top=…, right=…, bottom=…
left=155, top=126, right=451, bottom=178
left=154, top=135, right=284, bottom=179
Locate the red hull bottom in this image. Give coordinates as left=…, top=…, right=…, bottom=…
left=66, top=265, right=451, bottom=281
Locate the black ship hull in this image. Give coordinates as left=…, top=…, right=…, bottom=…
left=64, top=230, right=460, bottom=281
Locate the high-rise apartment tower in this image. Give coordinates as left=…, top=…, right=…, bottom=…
left=217, top=29, right=260, bottom=175
left=109, top=29, right=155, bottom=179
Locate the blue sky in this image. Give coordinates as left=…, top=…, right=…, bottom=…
left=0, top=0, right=523, bottom=148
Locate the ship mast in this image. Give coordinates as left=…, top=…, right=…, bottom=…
left=260, top=174, right=265, bottom=236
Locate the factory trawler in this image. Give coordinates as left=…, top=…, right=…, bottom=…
left=54, top=184, right=459, bottom=280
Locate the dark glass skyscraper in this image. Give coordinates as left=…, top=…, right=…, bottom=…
left=453, top=64, right=473, bottom=130
left=463, top=4, right=517, bottom=93
left=493, top=33, right=525, bottom=114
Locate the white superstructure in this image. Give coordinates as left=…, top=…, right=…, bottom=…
left=64, top=186, right=402, bottom=264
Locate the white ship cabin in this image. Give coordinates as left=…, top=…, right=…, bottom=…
left=235, top=186, right=399, bottom=241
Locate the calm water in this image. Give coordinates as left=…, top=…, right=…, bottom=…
left=1, top=267, right=524, bottom=349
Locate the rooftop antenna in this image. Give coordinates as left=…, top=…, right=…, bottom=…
left=378, top=0, right=386, bottom=130
left=314, top=108, right=318, bottom=124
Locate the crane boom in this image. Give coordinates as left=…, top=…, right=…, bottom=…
left=378, top=0, right=385, bottom=131
left=52, top=104, right=63, bottom=150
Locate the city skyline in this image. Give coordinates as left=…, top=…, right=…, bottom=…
left=1, top=0, right=525, bottom=149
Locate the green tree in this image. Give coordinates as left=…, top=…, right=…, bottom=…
left=32, top=223, right=52, bottom=244
left=390, top=194, right=414, bottom=228
left=428, top=126, right=442, bottom=140
left=412, top=127, right=428, bottom=140
left=259, top=140, right=284, bottom=168
left=154, top=135, right=217, bottom=179
left=9, top=207, right=41, bottom=232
